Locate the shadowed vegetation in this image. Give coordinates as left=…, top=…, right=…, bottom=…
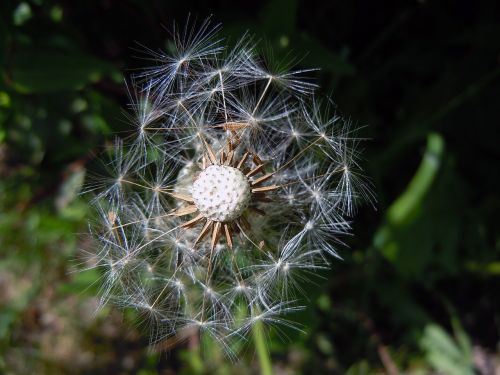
left=1, top=0, right=499, bottom=374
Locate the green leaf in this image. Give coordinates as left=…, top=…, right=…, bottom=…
left=13, top=2, right=33, bottom=26
left=387, top=133, right=444, bottom=225
left=420, top=323, right=474, bottom=375
left=373, top=132, right=465, bottom=279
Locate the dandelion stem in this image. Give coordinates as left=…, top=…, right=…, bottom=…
left=253, top=318, right=274, bottom=375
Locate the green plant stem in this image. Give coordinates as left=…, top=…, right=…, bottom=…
left=387, top=132, right=444, bottom=225
left=253, top=319, right=273, bottom=375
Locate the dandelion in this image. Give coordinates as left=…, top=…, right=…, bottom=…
left=86, top=18, right=374, bottom=355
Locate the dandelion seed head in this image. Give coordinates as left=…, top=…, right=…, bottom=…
left=192, top=165, right=251, bottom=222
left=86, top=18, right=374, bottom=354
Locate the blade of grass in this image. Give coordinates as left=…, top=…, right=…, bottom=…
left=253, top=319, right=274, bottom=375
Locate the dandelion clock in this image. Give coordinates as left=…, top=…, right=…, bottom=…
left=85, top=18, right=374, bottom=357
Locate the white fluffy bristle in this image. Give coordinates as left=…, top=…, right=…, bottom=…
left=192, top=165, right=251, bottom=222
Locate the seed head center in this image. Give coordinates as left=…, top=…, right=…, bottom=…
left=192, top=165, right=251, bottom=222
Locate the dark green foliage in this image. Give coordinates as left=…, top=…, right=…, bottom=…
left=1, top=0, right=498, bottom=373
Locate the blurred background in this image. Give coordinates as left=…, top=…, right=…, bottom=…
left=1, top=0, right=499, bottom=374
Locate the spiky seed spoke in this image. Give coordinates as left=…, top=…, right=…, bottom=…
left=246, top=164, right=265, bottom=177
left=252, top=153, right=263, bottom=165
left=223, top=223, right=233, bottom=249
left=195, top=220, right=213, bottom=246
left=251, top=172, right=274, bottom=186
left=173, top=205, right=198, bottom=216
left=211, top=222, right=222, bottom=250
left=202, top=138, right=218, bottom=165
left=252, top=185, right=279, bottom=193
left=202, top=156, right=208, bottom=169
left=180, top=214, right=204, bottom=228
left=237, top=152, right=250, bottom=169
left=223, top=122, right=248, bottom=131
left=167, top=192, right=195, bottom=203
left=230, top=133, right=241, bottom=150
left=224, top=151, right=234, bottom=166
